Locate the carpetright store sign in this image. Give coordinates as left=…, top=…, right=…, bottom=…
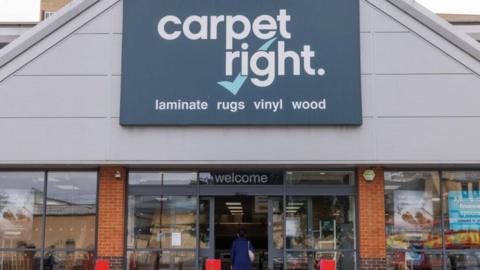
left=120, top=0, right=361, bottom=125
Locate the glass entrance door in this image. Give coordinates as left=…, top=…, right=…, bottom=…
left=199, top=196, right=284, bottom=270
left=268, top=197, right=284, bottom=270
left=199, top=198, right=214, bottom=270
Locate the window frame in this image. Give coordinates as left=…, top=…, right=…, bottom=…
left=0, top=169, right=99, bottom=270
left=385, top=169, right=480, bottom=270
left=126, top=169, right=358, bottom=270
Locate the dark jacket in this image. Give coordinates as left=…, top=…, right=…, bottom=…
left=231, top=237, right=254, bottom=270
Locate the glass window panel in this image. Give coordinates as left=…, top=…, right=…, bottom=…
left=446, top=251, right=480, bottom=269
left=387, top=251, right=443, bottom=270
left=272, top=198, right=284, bottom=250
left=127, top=251, right=195, bottom=270
left=286, top=251, right=355, bottom=270
left=128, top=196, right=197, bottom=249
left=286, top=196, right=356, bottom=250
left=384, top=171, right=442, bottom=250
left=44, top=251, right=95, bottom=270
left=286, top=171, right=354, bottom=185
left=0, top=250, right=42, bottom=270
left=129, top=172, right=197, bottom=185
left=443, top=171, right=480, bottom=250
left=199, top=199, right=210, bottom=249
left=0, top=172, right=44, bottom=249
left=44, top=172, right=97, bottom=250
left=285, top=198, right=309, bottom=249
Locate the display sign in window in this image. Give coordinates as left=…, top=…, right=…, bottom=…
left=448, top=191, right=480, bottom=231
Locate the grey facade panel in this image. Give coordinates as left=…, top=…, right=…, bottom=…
left=374, top=32, right=469, bottom=74
left=106, top=118, right=377, bottom=162
left=16, top=34, right=113, bottom=76
left=376, top=117, right=480, bottom=162
left=0, top=75, right=110, bottom=117
left=0, top=0, right=479, bottom=165
left=0, top=118, right=108, bottom=161
left=374, top=74, right=480, bottom=117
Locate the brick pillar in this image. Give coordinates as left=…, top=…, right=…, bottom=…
left=358, top=167, right=387, bottom=270
left=97, top=167, right=126, bottom=270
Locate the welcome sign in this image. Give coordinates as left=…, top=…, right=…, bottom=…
left=120, top=0, right=361, bottom=125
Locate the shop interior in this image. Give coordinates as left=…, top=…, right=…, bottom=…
left=214, top=196, right=268, bottom=270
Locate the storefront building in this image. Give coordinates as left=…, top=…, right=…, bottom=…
left=0, top=0, right=480, bottom=270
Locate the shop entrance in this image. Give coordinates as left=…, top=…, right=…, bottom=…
left=126, top=171, right=357, bottom=270
left=199, top=196, right=284, bottom=270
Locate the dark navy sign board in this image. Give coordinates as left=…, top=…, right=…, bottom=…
left=120, top=0, right=362, bottom=125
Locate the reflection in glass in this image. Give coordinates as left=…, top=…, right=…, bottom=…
left=285, top=199, right=309, bottom=249
left=286, top=171, right=354, bottom=185
left=446, top=252, right=480, bottom=269
left=0, top=172, right=44, bottom=249
left=443, top=171, right=480, bottom=250
left=129, top=172, right=197, bottom=185
left=286, top=196, right=355, bottom=250
left=44, top=172, right=97, bottom=250
left=286, top=251, right=355, bottom=270
left=128, top=196, right=197, bottom=249
left=199, top=200, right=210, bottom=249
left=387, top=251, right=443, bottom=270
left=272, top=257, right=283, bottom=270
left=0, top=250, right=42, bottom=270
left=44, top=251, right=95, bottom=270
left=127, top=251, right=195, bottom=270
left=272, top=198, right=284, bottom=249
left=384, top=171, right=442, bottom=250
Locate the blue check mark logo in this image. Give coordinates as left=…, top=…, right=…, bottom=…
left=217, top=37, right=277, bottom=95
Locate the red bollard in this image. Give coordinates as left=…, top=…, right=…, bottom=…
left=205, top=259, right=221, bottom=270
left=319, top=259, right=336, bottom=270
left=95, top=259, right=110, bottom=270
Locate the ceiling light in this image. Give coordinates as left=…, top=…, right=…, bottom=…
left=226, top=202, right=242, bottom=206
left=287, top=202, right=304, bottom=206
left=230, top=210, right=244, bottom=213
left=228, top=206, right=243, bottom=210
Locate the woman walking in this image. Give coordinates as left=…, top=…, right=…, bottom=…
left=231, top=228, right=255, bottom=270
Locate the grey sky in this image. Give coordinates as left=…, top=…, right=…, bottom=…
left=0, top=0, right=479, bottom=23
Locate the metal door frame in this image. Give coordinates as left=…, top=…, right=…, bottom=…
left=126, top=171, right=358, bottom=270
left=199, top=197, right=215, bottom=269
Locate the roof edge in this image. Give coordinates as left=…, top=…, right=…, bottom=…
left=0, top=0, right=99, bottom=68
left=387, top=0, right=480, bottom=62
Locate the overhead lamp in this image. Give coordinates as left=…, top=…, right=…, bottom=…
left=226, top=202, right=242, bottom=206
left=228, top=206, right=243, bottom=210
left=287, top=202, right=304, bottom=206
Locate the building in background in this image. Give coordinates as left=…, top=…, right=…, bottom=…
left=0, top=0, right=70, bottom=49
left=441, top=13, right=480, bottom=42
left=41, top=0, right=72, bottom=20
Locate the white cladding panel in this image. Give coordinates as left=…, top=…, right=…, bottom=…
left=0, top=0, right=479, bottom=164
left=17, top=34, right=113, bottom=76
left=0, top=75, right=109, bottom=117
left=0, top=118, right=107, bottom=161
left=107, top=118, right=376, bottom=162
